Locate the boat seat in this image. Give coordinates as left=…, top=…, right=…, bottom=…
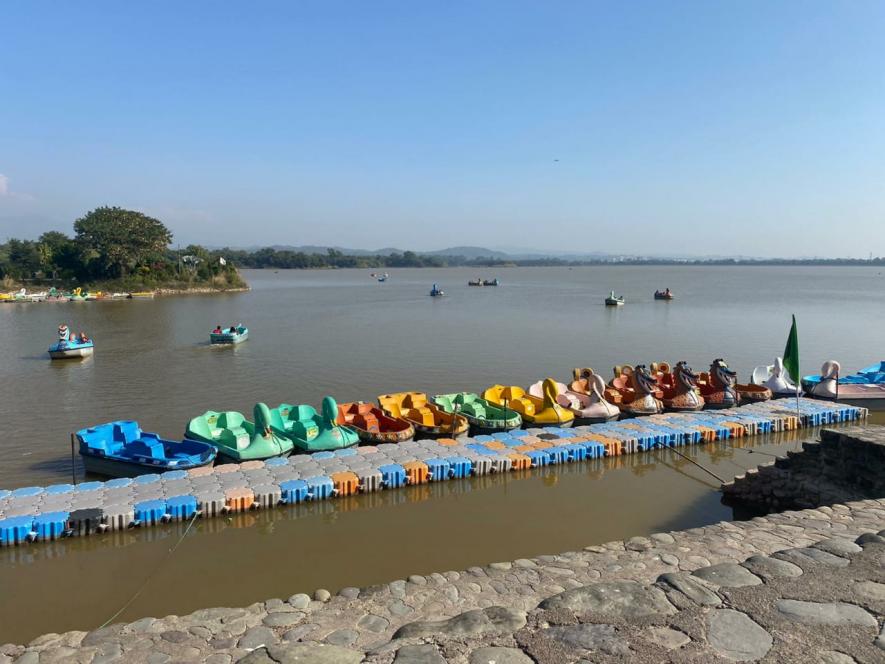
left=355, top=413, right=380, bottom=432
left=112, top=421, right=140, bottom=444
left=463, top=402, right=487, bottom=419
left=85, top=436, right=123, bottom=455
left=223, top=427, right=251, bottom=451
left=404, top=407, right=436, bottom=426
left=510, top=399, right=536, bottom=417
left=128, top=439, right=166, bottom=459
left=291, top=420, right=319, bottom=440
left=402, top=395, right=429, bottom=409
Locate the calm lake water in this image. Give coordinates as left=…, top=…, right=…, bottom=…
left=0, top=265, right=883, bottom=641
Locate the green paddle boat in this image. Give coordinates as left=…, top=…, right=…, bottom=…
left=268, top=396, right=360, bottom=452
left=433, top=392, right=522, bottom=434
left=185, top=403, right=294, bottom=461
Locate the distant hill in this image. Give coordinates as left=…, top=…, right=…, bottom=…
left=423, top=246, right=511, bottom=259
left=254, top=244, right=512, bottom=259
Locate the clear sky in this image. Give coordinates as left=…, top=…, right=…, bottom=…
left=1, top=1, right=883, bottom=257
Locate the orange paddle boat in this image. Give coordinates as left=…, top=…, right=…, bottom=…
left=336, top=402, right=415, bottom=444
left=378, top=392, right=469, bottom=439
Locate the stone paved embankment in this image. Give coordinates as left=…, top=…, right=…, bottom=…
left=3, top=498, right=884, bottom=663
left=723, top=425, right=885, bottom=513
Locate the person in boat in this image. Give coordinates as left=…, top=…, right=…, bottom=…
left=79, top=332, right=89, bottom=343
left=229, top=325, right=237, bottom=333
left=212, top=325, right=222, bottom=334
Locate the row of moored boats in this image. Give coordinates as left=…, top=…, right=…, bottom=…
left=2, top=287, right=154, bottom=303
left=75, top=357, right=885, bottom=478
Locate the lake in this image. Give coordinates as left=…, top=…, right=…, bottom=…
left=0, top=265, right=882, bottom=641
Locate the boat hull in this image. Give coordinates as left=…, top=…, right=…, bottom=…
left=572, top=414, right=620, bottom=425
left=604, top=300, right=624, bottom=306
left=80, top=452, right=215, bottom=478
left=48, top=346, right=93, bottom=359
left=466, top=416, right=523, bottom=435
left=804, top=384, right=885, bottom=411
left=210, top=330, right=248, bottom=345
left=353, top=428, right=414, bottom=445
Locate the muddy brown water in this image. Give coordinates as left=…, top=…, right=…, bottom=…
left=1, top=266, right=883, bottom=642
left=3, top=423, right=879, bottom=644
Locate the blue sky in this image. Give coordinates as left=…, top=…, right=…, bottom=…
left=1, top=1, right=883, bottom=256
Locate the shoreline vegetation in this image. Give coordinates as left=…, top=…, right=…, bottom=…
left=217, top=249, right=885, bottom=269
left=1, top=207, right=248, bottom=293
left=3, top=207, right=883, bottom=294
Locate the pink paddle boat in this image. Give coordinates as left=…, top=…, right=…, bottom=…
left=529, top=376, right=620, bottom=424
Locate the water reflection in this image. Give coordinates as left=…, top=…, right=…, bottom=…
left=0, top=424, right=828, bottom=642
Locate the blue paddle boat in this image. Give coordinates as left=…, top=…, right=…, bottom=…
left=210, top=324, right=248, bottom=345
left=48, top=324, right=94, bottom=359
left=429, top=284, right=445, bottom=297
left=77, top=421, right=217, bottom=477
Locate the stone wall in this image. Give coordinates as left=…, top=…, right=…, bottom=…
left=722, top=425, right=885, bottom=513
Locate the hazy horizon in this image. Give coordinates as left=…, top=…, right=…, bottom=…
left=2, top=2, right=884, bottom=258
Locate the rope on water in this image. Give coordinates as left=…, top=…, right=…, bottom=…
left=97, top=510, right=201, bottom=629
left=719, top=442, right=782, bottom=459
left=653, top=442, right=726, bottom=484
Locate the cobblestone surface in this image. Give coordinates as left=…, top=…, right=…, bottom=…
left=3, top=497, right=885, bottom=663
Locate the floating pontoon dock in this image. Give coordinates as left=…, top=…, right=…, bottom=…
left=0, top=399, right=866, bottom=547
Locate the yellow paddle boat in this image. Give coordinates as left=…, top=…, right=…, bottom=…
left=378, top=391, right=469, bottom=439
left=483, top=379, right=575, bottom=427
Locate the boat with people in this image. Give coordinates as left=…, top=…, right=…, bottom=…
left=77, top=420, right=217, bottom=477
left=483, top=278, right=499, bottom=286
left=528, top=378, right=619, bottom=424
left=336, top=401, right=415, bottom=444
left=605, top=290, right=624, bottom=306
left=210, top=324, right=248, bottom=345
left=751, top=357, right=801, bottom=398
left=432, top=392, right=522, bottom=434
left=378, top=392, right=469, bottom=438
left=483, top=380, right=575, bottom=427
left=48, top=324, right=94, bottom=359
left=185, top=403, right=294, bottom=461
left=377, top=272, right=389, bottom=282
left=468, top=278, right=483, bottom=286
left=654, top=288, right=674, bottom=300
left=429, top=284, right=446, bottom=297
left=801, top=360, right=885, bottom=409
left=267, top=397, right=360, bottom=452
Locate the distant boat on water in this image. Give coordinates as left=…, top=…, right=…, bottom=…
left=605, top=291, right=624, bottom=306
left=48, top=324, right=94, bottom=359
left=210, top=324, right=248, bottom=345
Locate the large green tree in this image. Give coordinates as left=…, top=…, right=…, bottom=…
left=74, top=207, right=172, bottom=277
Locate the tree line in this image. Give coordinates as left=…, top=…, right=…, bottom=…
left=0, top=207, right=244, bottom=289
left=217, top=248, right=885, bottom=269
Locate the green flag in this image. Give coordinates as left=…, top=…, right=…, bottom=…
left=783, top=315, right=799, bottom=383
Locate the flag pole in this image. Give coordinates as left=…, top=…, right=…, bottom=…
left=783, top=314, right=802, bottom=434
